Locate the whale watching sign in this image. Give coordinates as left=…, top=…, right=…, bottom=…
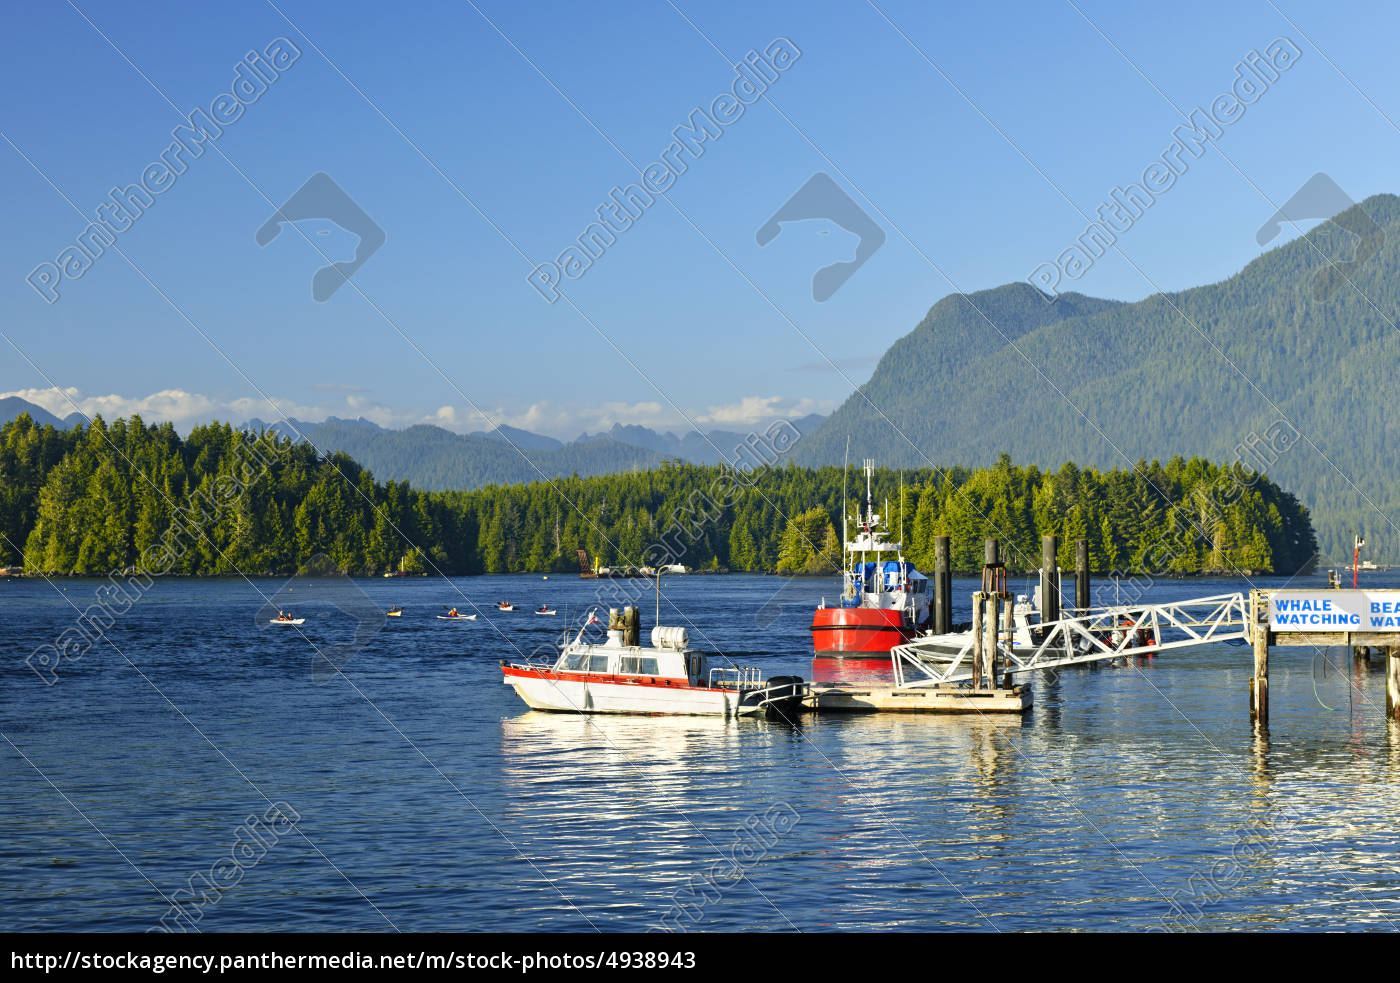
left=1269, top=590, right=1400, bottom=631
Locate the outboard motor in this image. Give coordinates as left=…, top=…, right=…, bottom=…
left=761, top=675, right=807, bottom=723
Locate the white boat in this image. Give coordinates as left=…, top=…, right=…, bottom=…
left=496, top=602, right=515, bottom=612
left=438, top=613, right=476, bottom=621
left=269, top=617, right=305, bottom=626
left=502, top=607, right=805, bottom=718
left=534, top=607, right=557, bottom=616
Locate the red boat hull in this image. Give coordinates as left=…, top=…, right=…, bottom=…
left=810, top=607, right=917, bottom=657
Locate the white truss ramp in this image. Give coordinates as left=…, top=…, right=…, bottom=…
left=889, top=593, right=1250, bottom=687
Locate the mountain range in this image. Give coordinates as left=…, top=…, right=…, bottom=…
left=0, top=403, right=828, bottom=492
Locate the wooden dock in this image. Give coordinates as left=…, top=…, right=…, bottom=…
left=806, top=681, right=1030, bottom=714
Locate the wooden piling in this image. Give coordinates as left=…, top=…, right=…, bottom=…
left=982, top=539, right=1004, bottom=594
left=1250, top=592, right=1269, bottom=725
left=1041, top=535, right=1060, bottom=623
left=1002, top=591, right=1016, bottom=689
left=933, top=536, right=952, bottom=635
left=970, top=592, right=985, bottom=690
left=1075, top=538, right=1090, bottom=613
left=984, top=592, right=1001, bottom=685
left=1388, top=648, right=1400, bottom=721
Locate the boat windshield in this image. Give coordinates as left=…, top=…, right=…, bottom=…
left=559, top=651, right=587, bottom=670
left=619, top=655, right=660, bottom=675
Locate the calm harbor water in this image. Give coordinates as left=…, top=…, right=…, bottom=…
left=2, top=571, right=1398, bottom=932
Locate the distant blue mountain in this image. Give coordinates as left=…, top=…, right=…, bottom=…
left=228, top=413, right=826, bottom=490
left=581, top=414, right=827, bottom=465
left=243, top=416, right=381, bottom=444
left=0, top=397, right=79, bottom=430
left=473, top=424, right=563, bottom=452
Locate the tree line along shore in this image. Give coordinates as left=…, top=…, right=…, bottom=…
left=0, top=414, right=1316, bottom=579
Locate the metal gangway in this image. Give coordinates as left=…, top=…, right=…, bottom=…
left=889, top=592, right=1250, bottom=687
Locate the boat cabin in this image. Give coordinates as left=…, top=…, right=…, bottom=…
left=551, top=623, right=708, bottom=684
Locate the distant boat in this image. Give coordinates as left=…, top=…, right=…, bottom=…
left=535, top=606, right=557, bottom=616
left=438, top=612, right=476, bottom=621
left=386, top=607, right=403, bottom=617
left=496, top=602, right=515, bottom=612
left=269, top=616, right=304, bottom=626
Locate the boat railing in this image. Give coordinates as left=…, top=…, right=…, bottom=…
left=740, top=678, right=809, bottom=716
left=506, top=652, right=563, bottom=673
left=709, top=666, right=764, bottom=690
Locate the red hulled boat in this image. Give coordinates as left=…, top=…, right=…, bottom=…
left=811, top=461, right=929, bottom=682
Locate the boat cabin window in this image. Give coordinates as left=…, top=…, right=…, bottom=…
left=620, top=655, right=660, bottom=675
left=559, top=651, right=587, bottom=670
left=586, top=654, right=610, bottom=673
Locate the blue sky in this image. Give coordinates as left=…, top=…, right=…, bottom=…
left=3, top=0, right=1397, bottom=438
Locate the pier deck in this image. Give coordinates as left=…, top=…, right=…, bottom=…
left=805, top=681, right=1029, bottom=714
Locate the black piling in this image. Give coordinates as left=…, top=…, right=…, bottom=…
left=1075, top=538, right=1091, bottom=613
left=933, top=535, right=952, bottom=635
left=1041, top=535, right=1060, bottom=623
left=982, top=538, right=1005, bottom=594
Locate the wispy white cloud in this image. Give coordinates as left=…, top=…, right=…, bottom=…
left=695, top=395, right=834, bottom=427
left=2, top=386, right=407, bottom=433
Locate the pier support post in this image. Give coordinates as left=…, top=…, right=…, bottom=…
left=1041, top=535, right=1060, bottom=623
left=1250, top=591, right=1269, bottom=725
left=1075, top=539, right=1090, bottom=614
left=1002, top=590, right=1016, bottom=689
left=970, top=592, right=985, bottom=690
left=984, top=592, right=1001, bottom=685
left=1388, top=648, right=1400, bottom=721
left=934, top=536, right=952, bottom=635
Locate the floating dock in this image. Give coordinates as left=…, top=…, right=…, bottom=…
left=806, top=681, right=1029, bottom=714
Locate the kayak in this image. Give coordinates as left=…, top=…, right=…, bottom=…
left=496, top=604, right=514, bottom=612
left=534, top=608, right=557, bottom=616
left=438, top=614, right=476, bottom=621
left=269, top=618, right=305, bottom=626
left=386, top=610, right=402, bottom=617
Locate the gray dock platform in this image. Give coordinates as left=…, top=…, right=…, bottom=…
left=805, top=681, right=1030, bottom=714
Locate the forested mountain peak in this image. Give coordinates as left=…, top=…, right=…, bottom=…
left=798, top=191, right=1400, bottom=559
